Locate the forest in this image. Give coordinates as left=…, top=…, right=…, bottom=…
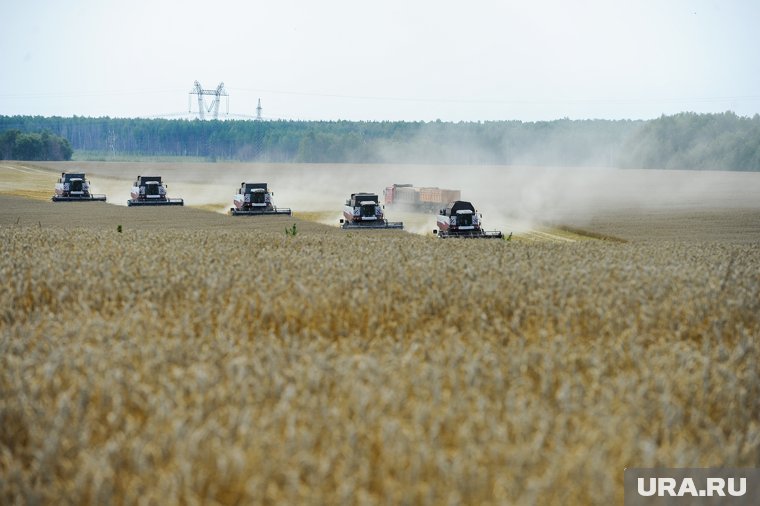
left=0, top=129, right=73, bottom=161
left=1, top=112, right=759, bottom=170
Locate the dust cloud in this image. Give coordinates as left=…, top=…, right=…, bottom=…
left=46, top=161, right=760, bottom=237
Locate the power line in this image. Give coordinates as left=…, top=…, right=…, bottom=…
left=0, top=88, right=182, bottom=99
left=227, top=87, right=760, bottom=106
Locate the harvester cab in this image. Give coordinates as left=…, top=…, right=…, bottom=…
left=128, top=175, right=184, bottom=206
left=230, top=182, right=292, bottom=216
left=434, top=200, right=503, bottom=239
left=52, top=172, right=106, bottom=202
left=340, top=192, right=403, bottom=230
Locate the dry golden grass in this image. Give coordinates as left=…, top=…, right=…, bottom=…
left=1, top=217, right=759, bottom=504
left=1, top=162, right=759, bottom=504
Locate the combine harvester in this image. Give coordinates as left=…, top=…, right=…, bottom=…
left=434, top=200, right=503, bottom=239
left=127, top=176, right=183, bottom=207
left=383, top=183, right=460, bottom=213
left=340, top=192, right=404, bottom=230
left=51, top=172, right=106, bottom=202
left=230, top=182, right=291, bottom=216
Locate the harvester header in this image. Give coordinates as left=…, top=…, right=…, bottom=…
left=230, top=182, right=291, bottom=216
left=52, top=172, right=106, bottom=202
left=128, top=175, right=183, bottom=206
left=340, top=192, right=403, bottom=230
left=434, top=200, right=503, bottom=239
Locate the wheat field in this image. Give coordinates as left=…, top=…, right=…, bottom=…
left=1, top=162, right=759, bottom=504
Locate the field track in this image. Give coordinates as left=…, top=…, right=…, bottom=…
left=4, top=160, right=760, bottom=241
left=0, top=162, right=583, bottom=241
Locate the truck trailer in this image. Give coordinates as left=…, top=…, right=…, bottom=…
left=383, top=183, right=461, bottom=213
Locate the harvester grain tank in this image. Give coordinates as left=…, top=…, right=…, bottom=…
left=230, top=182, right=291, bottom=216
left=340, top=192, right=403, bottom=230
left=383, top=183, right=461, bottom=213
left=434, top=200, right=503, bottom=239
left=52, top=172, right=106, bottom=202
left=127, top=176, right=183, bottom=206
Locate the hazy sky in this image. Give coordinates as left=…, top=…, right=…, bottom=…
left=1, top=0, right=759, bottom=122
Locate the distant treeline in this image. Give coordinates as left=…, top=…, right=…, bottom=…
left=623, top=112, right=760, bottom=171
left=0, top=129, right=73, bottom=161
left=1, top=112, right=759, bottom=170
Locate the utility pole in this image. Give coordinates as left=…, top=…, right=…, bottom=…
left=188, top=81, right=229, bottom=120
left=107, top=129, right=117, bottom=159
